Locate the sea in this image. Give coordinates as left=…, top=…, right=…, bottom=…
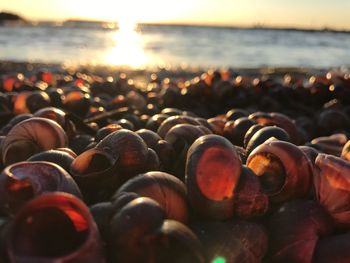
left=1, top=23, right=350, bottom=69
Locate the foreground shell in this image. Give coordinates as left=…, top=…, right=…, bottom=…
left=114, top=171, right=188, bottom=223
left=95, top=129, right=149, bottom=176
left=314, top=154, right=350, bottom=227
left=233, top=166, right=269, bottom=219
left=186, top=135, right=242, bottom=219
left=108, top=197, right=203, bottom=263
left=0, top=161, right=82, bottom=215
left=268, top=200, right=333, bottom=263
left=70, top=148, right=119, bottom=204
left=7, top=193, right=105, bottom=263
left=247, top=140, right=312, bottom=204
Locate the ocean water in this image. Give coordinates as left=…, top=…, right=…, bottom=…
left=1, top=24, right=350, bottom=69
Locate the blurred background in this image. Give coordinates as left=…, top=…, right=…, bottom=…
left=1, top=0, right=350, bottom=69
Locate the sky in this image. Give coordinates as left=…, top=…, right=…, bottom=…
left=1, top=0, right=350, bottom=30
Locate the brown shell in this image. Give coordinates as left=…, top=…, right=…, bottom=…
left=154, top=139, right=176, bottom=172
left=314, top=232, right=350, bottom=263
left=165, top=124, right=208, bottom=154
left=2, top=117, right=68, bottom=165
left=247, top=140, right=312, bottom=204
left=108, top=197, right=166, bottom=263
left=25, top=91, right=51, bottom=113
left=0, top=161, right=82, bottom=215
left=70, top=148, right=119, bottom=204
left=310, top=133, right=347, bottom=156
left=223, top=117, right=255, bottom=147
left=144, top=148, right=161, bottom=172
left=115, top=171, right=188, bottom=223
left=108, top=197, right=203, bottom=263
left=243, top=124, right=264, bottom=148
left=234, top=166, right=269, bottom=219
left=245, top=126, right=290, bottom=156
left=33, top=107, right=67, bottom=129
left=186, top=135, right=242, bottom=219
left=95, top=124, right=123, bottom=143
left=8, top=193, right=105, bottom=263
left=157, top=115, right=200, bottom=138
left=207, top=116, right=226, bottom=136
left=194, top=117, right=214, bottom=132
left=28, top=149, right=75, bottom=173
left=268, top=200, right=333, bottom=263
left=145, top=113, right=169, bottom=132
left=156, top=220, right=204, bottom=263
left=136, top=128, right=162, bottom=149
left=314, top=153, right=350, bottom=228
left=165, top=124, right=208, bottom=180
left=95, top=129, right=148, bottom=176
left=249, top=112, right=299, bottom=144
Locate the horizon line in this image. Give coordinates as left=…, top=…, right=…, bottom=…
left=2, top=11, right=350, bottom=33
left=32, top=19, right=350, bottom=34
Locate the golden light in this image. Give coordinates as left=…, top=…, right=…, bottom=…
left=103, top=1, right=148, bottom=68
left=57, top=0, right=200, bottom=67
left=105, top=22, right=148, bottom=68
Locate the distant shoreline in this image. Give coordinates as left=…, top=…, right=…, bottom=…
left=1, top=14, right=349, bottom=34
left=138, top=22, right=350, bottom=34
left=3, top=21, right=350, bottom=35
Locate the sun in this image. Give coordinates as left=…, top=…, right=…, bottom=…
left=105, top=17, right=147, bottom=67
left=90, top=0, right=199, bottom=67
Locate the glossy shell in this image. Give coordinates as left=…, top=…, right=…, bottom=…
left=0, top=161, right=82, bottom=215
left=157, top=115, right=200, bottom=138
left=314, top=232, right=350, bottom=263
left=95, top=129, right=149, bottom=176
left=186, top=135, right=242, bottom=219
left=234, top=166, right=269, bottom=219
left=108, top=197, right=203, bottom=263
left=115, top=171, right=188, bottom=223
left=249, top=112, right=299, bottom=144
left=8, top=193, right=105, bottom=263
left=223, top=117, right=255, bottom=147
left=2, top=117, right=68, bottom=165
left=268, top=200, right=333, bottom=263
left=247, top=140, right=312, bottom=204
left=245, top=126, right=290, bottom=155
left=314, top=154, right=350, bottom=227
left=28, top=149, right=75, bottom=173
left=70, top=148, right=118, bottom=204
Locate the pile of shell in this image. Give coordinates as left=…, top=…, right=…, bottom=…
left=0, top=68, right=350, bottom=262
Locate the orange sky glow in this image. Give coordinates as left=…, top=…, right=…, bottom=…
left=1, top=0, right=350, bottom=30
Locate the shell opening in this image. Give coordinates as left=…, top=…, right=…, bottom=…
left=248, top=152, right=286, bottom=195
left=12, top=198, right=89, bottom=258
left=72, top=150, right=113, bottom=175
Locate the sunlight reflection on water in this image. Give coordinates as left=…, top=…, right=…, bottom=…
left=105, top=23, right=148, bottom=67
left=1, top=24, right=350, bottom=69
